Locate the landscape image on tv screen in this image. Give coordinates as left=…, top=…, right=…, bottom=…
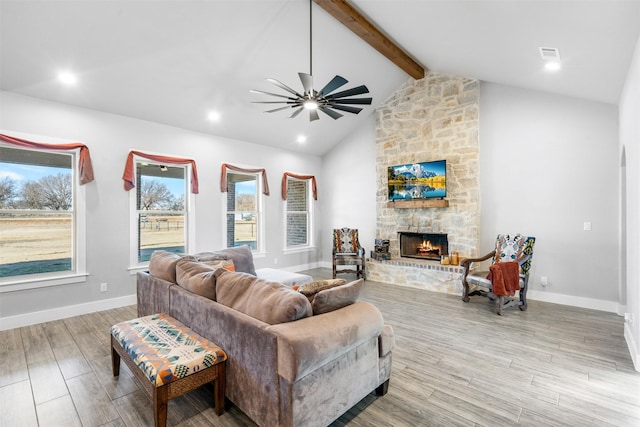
left=387, top=160, right=446, bottom=201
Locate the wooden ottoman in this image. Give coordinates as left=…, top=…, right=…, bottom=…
left=110, top=313, right=227, bottom=427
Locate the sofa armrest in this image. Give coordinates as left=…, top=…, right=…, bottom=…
left=136, top=271, right=174, bottom=317
left=266, top=301, right=384, bottom=383
left=379, top=325, right=395, bottom=357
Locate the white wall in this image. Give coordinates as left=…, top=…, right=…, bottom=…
left=619, top=32, right=640, bottom=370
left=0, top=91, right=322, bottom=327
left=320, top=114, right=377, bottom=265
left=480, top=83, right=620, bottom=309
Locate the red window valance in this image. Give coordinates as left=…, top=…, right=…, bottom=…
left=220, top=163, right=270, bottom=196
left=0, top=133, right=95, bottom=185
left=281, top=172, right=317, bottom=200
left=122, top=150, right=199, bottom=194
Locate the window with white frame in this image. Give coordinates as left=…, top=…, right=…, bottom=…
left=285, top=176, right=313, bottom=249
left=130, top=160, right=190, bottom=265
left=0, top=145, right=84, bottom=281
left=225, top=171, right=263, bottom=251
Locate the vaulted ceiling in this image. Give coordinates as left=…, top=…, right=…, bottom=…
left=1, top=1, right=639, bottom=156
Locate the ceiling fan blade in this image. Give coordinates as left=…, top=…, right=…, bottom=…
left=265, top=105, right=296, bottom=113
left=330, top=97, right=372, bottom=105
left=290, top=107, right=304, bottom=118
left=325, top=85, right=370, bottom=100
left=252, top=101, right=298, bottom=105
left=309, top=109, right=320, bottom=121
left=298, top=73, right=314, bottom=95
left=330, top=104, right=363, bottom=114
left=317, top=75, right=348, bottom=97
left=266, top=78, right=304, bottom=98
left=250, top=89, right=297, bottom=100
left=319, top=106, right=344, bottom=120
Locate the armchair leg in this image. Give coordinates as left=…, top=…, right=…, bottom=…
left=462, top=282, right=470, bottom=303
left=495, top=296, right=504, bottom=315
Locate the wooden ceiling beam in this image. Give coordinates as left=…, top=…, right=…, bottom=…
left=313, top=0, right=425, bottom=80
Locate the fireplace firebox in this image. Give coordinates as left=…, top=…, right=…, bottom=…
left=399, top=232, right=448, bottom=261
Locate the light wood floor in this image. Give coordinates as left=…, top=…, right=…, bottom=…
left=2, top=268, right=639, bottom=426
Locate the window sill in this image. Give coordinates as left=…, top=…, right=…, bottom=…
left=0, top=273, right=89, bottom=293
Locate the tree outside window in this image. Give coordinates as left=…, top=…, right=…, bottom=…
left=134, top=162, right=187, bottom=263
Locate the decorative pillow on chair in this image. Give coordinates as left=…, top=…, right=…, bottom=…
left=311, top=279, right=363, bottom=315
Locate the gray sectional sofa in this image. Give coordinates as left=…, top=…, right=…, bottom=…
left=136, top=246, right=394, bottom=427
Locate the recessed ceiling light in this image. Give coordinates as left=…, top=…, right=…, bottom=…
left=544, top=61, right=561, bottom=72
left=539, top=47, right=561, bottom=72
left=207, top=111, right=221, bottom=121
left=58, top=71, right=77, bottom=85
left=296, top=135, right=307, bottom=144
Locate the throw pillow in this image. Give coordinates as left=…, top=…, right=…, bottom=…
left=148, top=250, right=183, bottom=283
left=200, top=258, right=235, bottom=272
left=175, top=259, right=217, bottom=300
left=215, top=270, right=312, bottom=324
left=311, top=279, right=363, bottom=315
left=211, top=245, right=257, bottom=276
left=298, top=279, right=346, bottom=300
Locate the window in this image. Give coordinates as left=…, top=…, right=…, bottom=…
left=225, top=171, right=263, bottom=252
left=130, top=160, right=191, bottom=266
left=0, top=145, right=85, bottom=283
left=285, top=176, right=313, bottom=249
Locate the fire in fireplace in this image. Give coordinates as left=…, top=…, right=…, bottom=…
left=399, top=232, right=448, bottom=261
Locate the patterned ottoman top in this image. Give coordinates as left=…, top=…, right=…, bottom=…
left=110, top=313, right=227, bottom=387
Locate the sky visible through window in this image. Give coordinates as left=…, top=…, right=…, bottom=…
left=1, top=162, right=69, bottom=182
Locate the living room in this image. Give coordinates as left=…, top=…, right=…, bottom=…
left=1, top=1, right=640, bottom=426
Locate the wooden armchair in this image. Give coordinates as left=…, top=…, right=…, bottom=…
left=460, top=234, right=535, bottom=315
left=332, top=228, right=366, bottom=280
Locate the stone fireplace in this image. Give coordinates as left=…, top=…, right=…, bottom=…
left=367, top=72, right=481, bottom=295
left=399, top=232, right=448, bottom=261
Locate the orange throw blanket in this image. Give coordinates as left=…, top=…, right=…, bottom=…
left=487, top=262, right=520, bottom=296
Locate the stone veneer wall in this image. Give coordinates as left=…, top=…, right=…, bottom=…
left=368, top=72, right=480, bottom=294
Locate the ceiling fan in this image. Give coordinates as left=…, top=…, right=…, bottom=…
left=250, top=0, right=372, bottom=121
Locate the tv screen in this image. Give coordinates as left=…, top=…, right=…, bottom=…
left=387, top=160, right=446, bottom=201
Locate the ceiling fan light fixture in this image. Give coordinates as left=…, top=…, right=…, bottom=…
left=303, top=99, right=319, bottom=110
left=250, top=0, right=371, bottom=121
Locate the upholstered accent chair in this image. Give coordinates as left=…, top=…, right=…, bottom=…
left=333, top=228, right=366, bottom=280
left=460, top=234, right=535, bottom=315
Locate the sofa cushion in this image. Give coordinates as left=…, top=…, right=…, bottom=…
left=311, top=279, right=363, bottom=315
left=298, top=279, right=346, bottom=301
left=148, top=250, right=183, bottom=283
left=200, top=258, right=235, bottom=272
left=196, top=245, right=256, bottom=275
left=175, top=259, right=217, bottom=300
left=215, top=270, right=312, bottom=324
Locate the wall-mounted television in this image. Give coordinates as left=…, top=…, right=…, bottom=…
left=387, top=159, right=446, bottom=201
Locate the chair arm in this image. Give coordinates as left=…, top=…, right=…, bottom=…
left=460, top=250, right=496, bottom=281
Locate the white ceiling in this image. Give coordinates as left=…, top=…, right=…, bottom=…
left=1, top=0, right=639, bottom=156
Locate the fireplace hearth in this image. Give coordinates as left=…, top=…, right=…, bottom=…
left=399, top=232, right=448, bottom=261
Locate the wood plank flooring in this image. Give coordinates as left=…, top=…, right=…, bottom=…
left=1, top=268, right=639, bottom=426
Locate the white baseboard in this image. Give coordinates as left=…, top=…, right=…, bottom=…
left=527, top=290, right=621, bottom=313
left=624, top=322, right=640, bottom=372
left=0, top=294, right=136, bottom=331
